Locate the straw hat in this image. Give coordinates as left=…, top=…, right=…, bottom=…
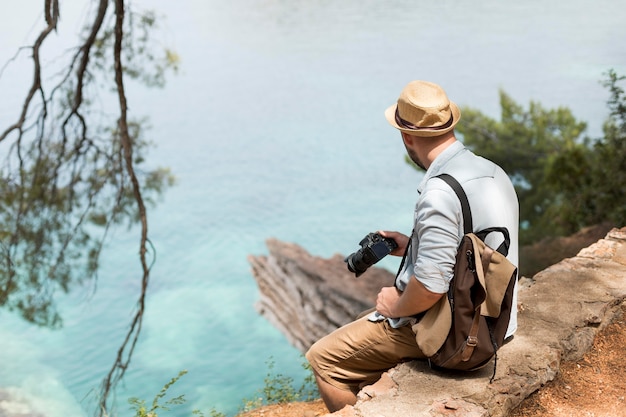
left=385, top=80, right=461, bottom=137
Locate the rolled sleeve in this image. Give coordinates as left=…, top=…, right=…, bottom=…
left=412, top=188, right=461, bottom=294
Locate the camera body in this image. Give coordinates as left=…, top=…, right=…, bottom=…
left=345, top=232, right=398, bottom=277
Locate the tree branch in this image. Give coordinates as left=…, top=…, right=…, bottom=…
left=0, top=0, right=59, bottom=143
left=98, top=0, right=153, bottom=414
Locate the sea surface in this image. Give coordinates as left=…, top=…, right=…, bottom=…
left=1, top=1, right=625, bottom=416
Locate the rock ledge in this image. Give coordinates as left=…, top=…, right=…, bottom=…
left=249, top=227, right=626, bottom=417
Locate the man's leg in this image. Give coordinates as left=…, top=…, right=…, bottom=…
left=312, top=368, right=357, bottom=412
left=306, top=316, right=423, bottom=412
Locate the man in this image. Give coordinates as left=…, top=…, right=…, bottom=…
left=305, top=80, right=519, bottom=412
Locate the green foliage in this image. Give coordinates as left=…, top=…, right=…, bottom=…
left=126, top=359, right=319, bottom=417
left=540, top=70, right=626, bottom=235
left=0, top=4, right=177, bottom=327
left=261, top=358, right=300, bottom=404
left=587, top=70, right=626, bottom=226
left=237, top=357, right=319, bottom=414
left=206, top=409, right=227, bottom=417
left=0, top=115, right=175, bottom=327
left=127, top=370, right=225, bottom=417
left=457, top=90, right=588, bottom=243
left=454, top=70, right=626, bottom=243
left=262, top=357, right=318, bottom=403
left=129, top=370, right=188, bottom=417
left=88, top=8, right=179, bottom=89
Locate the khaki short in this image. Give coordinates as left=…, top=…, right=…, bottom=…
left=305, top=315, right=425, bottom=393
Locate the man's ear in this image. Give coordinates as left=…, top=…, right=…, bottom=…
left=401, top=131, right=414, bottom=147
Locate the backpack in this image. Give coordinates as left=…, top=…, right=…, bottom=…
left=413, top=173, right=518, bottom=380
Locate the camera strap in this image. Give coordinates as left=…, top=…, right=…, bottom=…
left=394, top=229, right=428, bottom=320
left=394, top=228, right=414, bottom=282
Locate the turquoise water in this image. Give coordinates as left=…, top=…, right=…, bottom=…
left=1, top=1, right=625, bottom=416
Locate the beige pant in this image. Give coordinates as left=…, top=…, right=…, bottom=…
left=305, top=315, right=426, bottom=393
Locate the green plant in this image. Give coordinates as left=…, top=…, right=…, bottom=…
left=238, top=356, right=319, bottom=413
left=129, top=370, right=188, bottom=417
left=127, top=358, right=319, bottom=417
left=297, top=360, right=319, bottom=402
left=261, top=358, right=299, bottom=403
left=262, top=356, right=319, bottom=404
left=205, top=409, right=225, bottom=417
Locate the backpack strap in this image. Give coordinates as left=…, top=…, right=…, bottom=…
left=435, top=174, right=510, bottom=256
left=476, top=227, right=511, bottom=257
left=435, top=173, right=473, bottom=234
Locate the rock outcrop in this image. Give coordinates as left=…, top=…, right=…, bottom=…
left=248, top=227, right=626, bottom=417
left=248, top=239, right=395, bottom=352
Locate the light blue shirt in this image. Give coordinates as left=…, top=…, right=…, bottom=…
left=370, top=141, right=520, bottom=338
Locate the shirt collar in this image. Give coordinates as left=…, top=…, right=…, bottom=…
left=417, top=141, right=466, bottom=193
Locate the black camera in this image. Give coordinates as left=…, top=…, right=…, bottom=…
left=345, top=232, right=398, bottom=277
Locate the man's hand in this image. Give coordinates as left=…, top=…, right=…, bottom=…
left=375, top=286, right=402, bottom=318
left=378, top=230, right=409, bottom=256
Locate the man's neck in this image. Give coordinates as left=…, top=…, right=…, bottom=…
left=420, top=134, right=457, bottom=170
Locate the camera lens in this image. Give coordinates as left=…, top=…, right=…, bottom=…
left=345, top=232, right=398, bottom=278
left=346, top=251, right=374, bottom=277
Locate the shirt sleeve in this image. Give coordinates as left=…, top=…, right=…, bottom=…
left=412, top=187, right=462, bottom=294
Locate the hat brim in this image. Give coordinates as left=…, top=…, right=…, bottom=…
left=384, top=102, right=461, bottom=137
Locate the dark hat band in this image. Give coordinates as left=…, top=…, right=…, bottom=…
left=395, top=108, right=453, bottom=131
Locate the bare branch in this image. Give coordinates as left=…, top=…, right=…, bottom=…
left=98, top=0, right=153, bottom=413
left=0, top=0, right=59, bottom=143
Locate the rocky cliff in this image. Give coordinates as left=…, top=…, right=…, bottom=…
left=248, top=238, right=395, bottom=352
left=248, top=227, right=626, bottom=417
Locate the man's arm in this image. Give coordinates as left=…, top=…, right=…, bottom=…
left=376, top=276, right=444, bottom=318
